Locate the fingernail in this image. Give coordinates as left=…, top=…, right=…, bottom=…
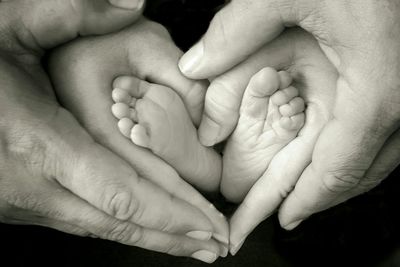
left=230, top=237, right=246, bottom=256
left=108, top=0, right=144, bottom=9
left=213, top=233, right=229, bottom=246
left=186, top=231, right=212, bottom=241
left=198, top=115, right=220, bottom=146
left=220, top=245, right=229, bottom=258
left=179, top=41, right=204, bottom=76
left=191, top=250, right=218, bottom=263
left=283, top=220, right=303, bottom=231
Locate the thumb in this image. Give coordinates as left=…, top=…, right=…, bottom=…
left=2, top=0, right=144, bottom=51
left=179, top=0, right=293, bottom=79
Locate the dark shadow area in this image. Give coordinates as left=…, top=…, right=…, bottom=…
left=144, top=0, right=226, bottom=51
left=1, top=168, right=399, bottom=267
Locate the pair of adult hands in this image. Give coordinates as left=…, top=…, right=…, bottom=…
left=0, top=0, right=228, bottom=263
left=1, top=0, right=399, bottom=261
left=179, top=0, right=400, bottom=252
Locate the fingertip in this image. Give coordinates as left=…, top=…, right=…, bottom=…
left=186, top=231, right=213, bottom=241
left=228, top=209, right=250, bottom=254
left=281, top=219, right=303, bottom=231
left=198, top=115, right=220, bottom=146
left=229, top=237, right=246, bottom=256
left=277, top=192, right=310, bottom=231
left=179, top=41, right=205, bottom=78
left=191, top=250, right=218, bottom=264
left=213, top=233, right=229, bottom=246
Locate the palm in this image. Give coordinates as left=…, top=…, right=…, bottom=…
left=229, top=28, right=338, bottom=245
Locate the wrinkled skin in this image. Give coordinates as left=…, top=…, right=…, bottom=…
left=179, top=0, right=400, bottom=254
left=0, top=0, right=226, bottom=261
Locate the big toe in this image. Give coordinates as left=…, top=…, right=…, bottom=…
left=240, top=67, right=280, bottom=119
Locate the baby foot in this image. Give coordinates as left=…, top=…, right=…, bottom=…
left=111, top=76, right=222, bottom=192
left=221, top=67, right=305, bottom=203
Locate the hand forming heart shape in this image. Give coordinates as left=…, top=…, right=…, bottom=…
left=48, top=18, right=338, bottom=257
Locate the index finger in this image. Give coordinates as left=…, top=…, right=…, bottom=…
left=39, top=186, right=223, bottom=263
left=178, top=0, right=288, bottom=79
left=229, top=107, right=325, bottom=254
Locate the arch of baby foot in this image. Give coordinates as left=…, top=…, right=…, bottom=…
left=110, top=75, right=223, bottom=193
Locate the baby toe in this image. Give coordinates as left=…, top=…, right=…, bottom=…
left=111, top=102, right=130, bottom=119
left=271, top=86, right=299, bottom=106
left=113, top=76, right=138, bottom=91
left=112, top=88, right=131, bottom=104
left=280, top=113, right=305, bottom=131
left=240, top=67, right=280, bottom=119
left=113, top=76, right=148, bottom=98
left=118, top=118, right=135, bottom=138
left=130, top=124, right=150, bottom=148
left=279, top=97, right=305, bottom=117
left=249, top=67, right=280, bottom=97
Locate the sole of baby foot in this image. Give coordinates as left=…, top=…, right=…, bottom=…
left=111, top=76, right=222, bottom=192
left=221, top=67, right=305, bottom=203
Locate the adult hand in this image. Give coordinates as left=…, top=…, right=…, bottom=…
left=179, top=0, right=400, bottom=234
left=218, top=28, right=336, bottom=254
left=48, top=17, right=229, bottom=248
left=0, top=0, right=223, bottom=262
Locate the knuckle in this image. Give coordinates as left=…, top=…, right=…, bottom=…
left=107, top=190, right=140, bottom=221
left=322, top=169, right=365, bottom=193
left=157, top=217, right=173, bottom=233
left=106, top=222, right=143, bottom=244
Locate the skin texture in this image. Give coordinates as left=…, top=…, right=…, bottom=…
left=179, top=0, right=400, bottom=254
left=48, top=19, right=229, bottom=246
left=221, top=68, right=305, bottom=203
left=109, top=76, right=222, bottom=193
left=0, top=0, right=226, bottom=262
